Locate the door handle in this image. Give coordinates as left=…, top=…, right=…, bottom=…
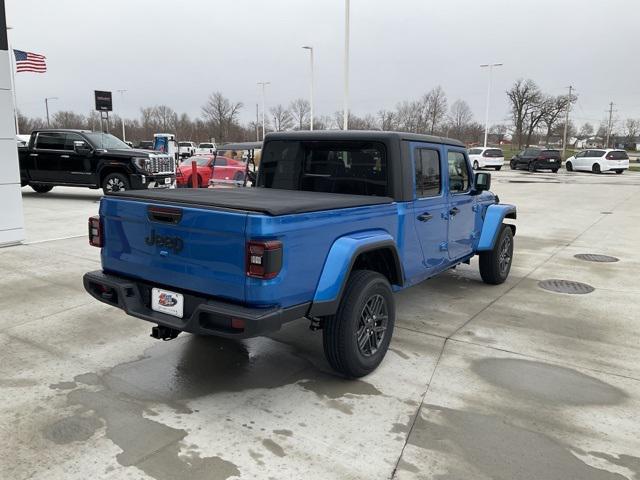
left=60, top=155, right=70, bottom=159
left=30, top=153, right=38, bottom=157
left=417, top=212, right=433, bottom=222
left=449, top=207, right=460, bottom=216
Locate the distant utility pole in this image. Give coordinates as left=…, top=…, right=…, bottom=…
left=255, top=103, right=259, bottom=141
left=480, top=63, right=503, bottom=148
left=44, top=97, right=58, bottom=127
left=343, top=0, right=350, bottom=130
left=117, top=89, right=127, bottom=142
left=302, top=45, right=314, bottom=130
left=606, top=102, right=615, bottom=148
left=257, top=82, right=270, bottom=141
left=562, top=85, right=573, bottom=159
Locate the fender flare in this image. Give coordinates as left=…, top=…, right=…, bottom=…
left=476, top=204, right=517, bottom=251
left=308, top=230, right=403, bottom=317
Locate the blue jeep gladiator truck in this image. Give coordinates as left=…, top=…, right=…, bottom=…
left=84, top=131, right=516, bottom=377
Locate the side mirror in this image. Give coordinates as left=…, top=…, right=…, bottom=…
left=473, top=172, right=491, bottom=194
left=74, top=140, right=92, bottom=156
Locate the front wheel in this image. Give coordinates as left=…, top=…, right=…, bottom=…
left=592, top=163, right=601, bottom=174
left=566, top=161, right=573, bottom=172
left=479, top=225, right=514, bottom=285
left=102, top=173, right=130, bottom=193
left=528, top=162, right=537, bottom=173
left=30, top=183, right=53, bottom=193
left=322, top=270, right=395, bottom=378
left=510, top=160, right=517, bottom=170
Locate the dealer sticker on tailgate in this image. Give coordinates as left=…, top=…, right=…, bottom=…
left=151, top=288, right=184, bottom=318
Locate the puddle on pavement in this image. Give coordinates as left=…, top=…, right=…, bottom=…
left=472, top=358, right=626, bottom=405
left=44, top=334, right=383, bottom=478
left=407, top=404, right=633, bottom=480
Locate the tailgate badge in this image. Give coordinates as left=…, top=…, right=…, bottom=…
left=145, top=230, right=184, bottom=253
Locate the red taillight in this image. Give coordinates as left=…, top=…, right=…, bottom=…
left=246, top=240, right=283, bottom=279
left=88, top=215, right=102, bottom=247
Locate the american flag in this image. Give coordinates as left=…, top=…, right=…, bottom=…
left=13, top=49, right=47, bottom=73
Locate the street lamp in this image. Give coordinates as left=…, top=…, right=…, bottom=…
left=257, top=82, right=270, bottom=140
left=117, top=89, right=127, bottom=142
left=302, top=46, right=314, bottom=130
left=343, top=0, right=350, bottom=130
left=480, top=63, right=503, bottom=148
left=44, top=97, right=58, bottom=127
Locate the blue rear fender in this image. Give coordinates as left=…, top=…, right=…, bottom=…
left=476, top=204, right=517, bottom=251
left=308, top=230, right=404, bottom=317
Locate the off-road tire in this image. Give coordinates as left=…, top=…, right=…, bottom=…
left=30, top=184, right=53, bottom=193
left=102, top=173, right=130, bottom=193
left=322, top=270, right=395, bottom=378
left=479, top=225, right=513, bottom=285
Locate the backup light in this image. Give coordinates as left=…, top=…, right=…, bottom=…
left=246, top=240, right=283, bottom=279
left=88, top=215, right=103, bottom=247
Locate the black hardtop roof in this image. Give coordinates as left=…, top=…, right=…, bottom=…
left=264, top=130, right=465, bottom=147
left=31, top=128, right=93, bottom=134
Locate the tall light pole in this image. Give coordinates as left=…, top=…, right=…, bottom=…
left=117, top=89, right=127, bottom=142
left=343, top=0, right=350, bottom=130
left=257, top=81, right=270, bottom=140
left=480, top=63, right=503, bottom=148
left=44, top=97, right=58, bottom=127
left=562, top=85, right=573, bottom=158
left=7, top=26, right=19, bottom=134
left=302, top=46, right=314, bottom=130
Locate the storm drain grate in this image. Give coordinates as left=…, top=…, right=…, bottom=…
left=538, top=279, right=595, bottom=295
left=574, top=253, right=619, bottom=263
left=601, top=211, right=613, bottom=214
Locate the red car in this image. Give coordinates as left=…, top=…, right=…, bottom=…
left=176, top=155, right=246, bottom=187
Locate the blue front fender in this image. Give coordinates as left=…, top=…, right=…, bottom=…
left=309, top=230, right=401, bottom=316
left=476, top=204, right=517, bottom=251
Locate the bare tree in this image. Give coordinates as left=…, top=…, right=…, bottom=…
left=51, top=111, right=86, bottom=129
left=624, top=118, right=639, bottom=143
left=423, top=86, right=448, bottom=134
left=201, top=92, right=243, bottom=142
left=394, top=100, right=423, bottom=132
left=377, top=110, right=396, bottom=131
left=541, top=94, right=575, bottom=144
left=289, top=98, right=311, bottom=130
left=578, top=122, right=594, bottom=139
left=506, top=79, right=542, bottom=148
left=448, top=100, right=473, bottom=140
left=489, top=124, right=508, bottom=144
left=270, top=104, right=293, bottom=132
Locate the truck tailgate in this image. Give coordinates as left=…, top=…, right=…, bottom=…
left=100, top=198, right=247, bottom=302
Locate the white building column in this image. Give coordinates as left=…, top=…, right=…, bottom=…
left=0, top=0, right=25, bottom=247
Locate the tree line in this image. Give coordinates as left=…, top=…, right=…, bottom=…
left=16, top=82, right=640, bottom=148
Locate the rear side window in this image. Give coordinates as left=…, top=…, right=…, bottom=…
left=447, top=151, right=470, bottom=193
left=36, top=132, right=65, bottom=150
left=259, top=140, right=388, bottom=197
left=415, top=148, right=441, bottom=198
left=484, top=149, right=503, bottom=157
left=468, top=148, right=481, bottom=155
left=589, top=150, right=606, bottom=158
left=608, top=151, right=628, bottom=160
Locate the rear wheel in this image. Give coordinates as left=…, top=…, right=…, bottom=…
left=592, top=163, right=601, bottom=174
left=566, top=161, right=573, bottom=172
left=322, top=270, right=395, bottom=378
left=30, top=183, right=53, bottom=193
left=473, top=160, right=479, bottom=170
left=479, top=225, right=514, bottom=285
left=615, top=169, right=624, bottom=175
left=494, top=166, right=502, bottom=171
left=552, top=169, right=559, bottom=173
left=528, top=162, right=536, bottom=172
left=102, top=173, right=130, bottom=193
left=510, top=160, right=517, bottom=170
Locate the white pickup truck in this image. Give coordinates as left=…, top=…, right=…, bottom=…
left=196, top=142, right=217, bottom=155
left=178, top=141, right=196, bottom=158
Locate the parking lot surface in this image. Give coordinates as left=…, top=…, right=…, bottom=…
left=2, top=170, right=640, bottom=479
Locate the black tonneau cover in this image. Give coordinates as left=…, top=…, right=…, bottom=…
left=112, top=188, right=393, bottom=216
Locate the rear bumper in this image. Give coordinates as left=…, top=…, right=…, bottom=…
left=480, top=158, right=504, bottom=167
left=83, top=270, right=309, bottom=339
left=535, top=160, right=560, bottom=169
left=603, top=161, right=629, bottom=171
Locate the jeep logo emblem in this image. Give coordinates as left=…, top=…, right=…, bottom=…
left=145, top=230, right=183, bottom=253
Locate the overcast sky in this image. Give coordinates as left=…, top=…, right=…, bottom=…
left=6, top=0, right=640, bottom=130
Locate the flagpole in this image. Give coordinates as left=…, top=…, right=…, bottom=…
left=7, top=29, right=19, bottom=134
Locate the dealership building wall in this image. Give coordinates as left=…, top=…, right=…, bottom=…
left=0, top=0, right=25, bottom=247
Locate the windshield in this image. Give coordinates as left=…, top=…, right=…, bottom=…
left=85, top=133, right=130, bottom=150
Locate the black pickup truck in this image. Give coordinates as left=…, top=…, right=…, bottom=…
left=18, top=129, right=176, bottom=193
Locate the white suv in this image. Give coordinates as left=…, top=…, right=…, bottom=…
left=468, top=147, right=505, bottom=170
left=565, top=149, right=629, bottom=174
left=196, top=142, right=217, bottom=155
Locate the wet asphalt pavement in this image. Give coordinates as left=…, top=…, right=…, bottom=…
left=1, top=169, right=640, bottom=479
